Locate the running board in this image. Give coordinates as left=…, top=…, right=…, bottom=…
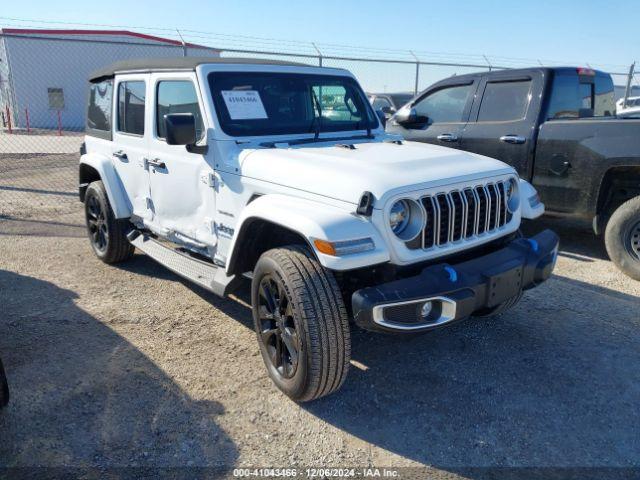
left=127, top=231, right=238, bottom=297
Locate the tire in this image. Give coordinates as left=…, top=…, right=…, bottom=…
left=251, top=245, right=350, bottom=402
left=84, top=181, right=134, bottom=264
left=473, top=291, right=523, bottom=318
left=605, top=195, right=640, bottom=281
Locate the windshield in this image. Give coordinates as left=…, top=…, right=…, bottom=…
left=208, top=72, right=378, bottom=137
left=389, top=94, right=413, bottom=109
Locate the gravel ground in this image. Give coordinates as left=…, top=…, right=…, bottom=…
left=1, top=154, right=639, bottom=478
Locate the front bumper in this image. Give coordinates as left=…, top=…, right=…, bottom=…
left=352, top=230, right=559, bottom=333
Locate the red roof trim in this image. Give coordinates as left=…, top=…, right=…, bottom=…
left=0, top=28, right=210, bottom=49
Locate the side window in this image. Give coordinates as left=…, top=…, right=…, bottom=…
left=117, top=81, right=146, bottom=135
left=372, top=97, right=392, bottom=110
left=87, top=79, right=113, bottom=132
left=477, top=80, right=532, bottom=122
left=413, top=84, right=473, bottom=123
left=156, top=81, right=204, bottom=140
left=594, top=75, right=615, bottom=116
left=547, top=72, right=615, bottom=119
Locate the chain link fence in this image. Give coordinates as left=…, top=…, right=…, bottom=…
left=0, top=30, right=638, bottom=239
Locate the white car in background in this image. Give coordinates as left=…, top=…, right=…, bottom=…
left=616, top=96, right=640, bottom=118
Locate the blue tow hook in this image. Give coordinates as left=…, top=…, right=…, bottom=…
left=444, top=265, right=458, bottom=283
left=526, top=238, right=539, bottom=253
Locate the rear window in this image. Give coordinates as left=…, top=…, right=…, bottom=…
left=117, top=81, right=146, bottom=135
left=477, top=80, right=532, bottom=122
left=546, top=72, right=615, bottom=119
left=87, top=79, right=113, bottom=133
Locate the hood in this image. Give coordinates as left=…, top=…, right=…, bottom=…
left=239, top=140, right=514, bottom=206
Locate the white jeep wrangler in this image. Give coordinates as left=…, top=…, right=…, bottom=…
left=80, top=57, right=558, bottom=401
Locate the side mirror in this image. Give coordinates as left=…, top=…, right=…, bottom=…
left=395, top=107, right=429, bottom=128
left=164, top=113, right=196, bottom=146
left=375, top=109, right=387, bottom=128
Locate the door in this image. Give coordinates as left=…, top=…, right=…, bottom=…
left=146, top=73, right=217, bottom=247
left=392, top=80, right=478, bottom=147
left=112, top=76, right=152, bottom=221
left=460, top=73, right=543, bottom=179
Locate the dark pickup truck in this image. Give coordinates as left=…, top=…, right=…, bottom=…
left=387, top=67, right=640, bottom=280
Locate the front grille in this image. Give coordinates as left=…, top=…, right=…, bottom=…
left=412, top=180, right=513, bottom=250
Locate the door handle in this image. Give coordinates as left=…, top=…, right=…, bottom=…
left=437, top=133, right=459, bottom=142
left=112, top=150, right=128, bottom=160
left=499, top=135, right=526, bottom=144
left=147, top=158, right=166, bottom=169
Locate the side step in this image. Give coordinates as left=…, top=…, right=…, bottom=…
left=128, top=231, right=238, bottom=297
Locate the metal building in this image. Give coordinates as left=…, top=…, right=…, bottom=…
left=0, top=29, right=220, bottom=131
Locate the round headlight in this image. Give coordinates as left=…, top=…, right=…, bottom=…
left=505, top=178, right=520, bottom=213
left=388, top=199, right=425, bottom=241
left=389, top=200, right=410, bottom=234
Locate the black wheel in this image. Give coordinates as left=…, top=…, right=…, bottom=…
left=0, top=357, right=8, bottom=409
left=473, top=291, right=523, bottom=318
left=605, top=195, right=640, bottom=281
left=251, top=245, right=350, bottom=402
left=84, top=181, right=134, bottom=264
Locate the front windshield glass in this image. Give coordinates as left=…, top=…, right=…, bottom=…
left=208, top=72, right=378, bottom=137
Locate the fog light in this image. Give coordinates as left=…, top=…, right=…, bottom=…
left=420, top=301, right=433, bottom=319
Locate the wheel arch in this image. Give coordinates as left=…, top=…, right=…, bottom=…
left=594, top=165, right=640, bottom=234
left=226, top=217, right=315, bottom=276
left=224, top=194, right=390, bottom=275
left=79, top=153, right=132, bottom=219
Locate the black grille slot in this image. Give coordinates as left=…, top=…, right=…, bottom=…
left=421, top=196, right=436, bottom=249
left=501, top=182, right=512, bottom=225
left=464, top=188, right=476, bottom=237
left=450, top=191, right=464, bottom=241
left=487, top=183, right=499, bottom=230
left=475, top=186, right=488, bottom=234
left=436, top=194, right=450, bottom=245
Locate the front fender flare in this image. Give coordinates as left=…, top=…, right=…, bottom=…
left=226, top=195, right=390, bottom=273
left=80, top=153, right=132, bottom=219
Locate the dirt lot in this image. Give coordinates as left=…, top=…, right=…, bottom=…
left=1, top=149, right=639, bottom=478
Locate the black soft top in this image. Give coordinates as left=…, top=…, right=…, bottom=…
left=89, top=56, right=312, bottom=82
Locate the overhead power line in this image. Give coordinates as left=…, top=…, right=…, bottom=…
left=0, top=15, right=633, bottom=72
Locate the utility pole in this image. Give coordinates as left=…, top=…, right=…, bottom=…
left=312, top=43, right=323, bottom=67
left=410, top=51, right=420, bottom=96
left=623, top=62, right=635, bottom=109
left=176, top=29, right=187, bottom=57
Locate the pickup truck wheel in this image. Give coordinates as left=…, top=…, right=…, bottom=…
left=84, top=181, right=134, bottom=264
left=251, top=245, right=350, bottom=402
left=605, top=195, right=640, bottom=281
left=472, top=291, right=523, bottom=318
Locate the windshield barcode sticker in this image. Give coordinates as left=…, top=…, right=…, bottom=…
left=221, top=90, right=268, bottom=120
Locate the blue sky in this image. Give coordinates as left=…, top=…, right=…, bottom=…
left=2, top=0, right=638, bottom=91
